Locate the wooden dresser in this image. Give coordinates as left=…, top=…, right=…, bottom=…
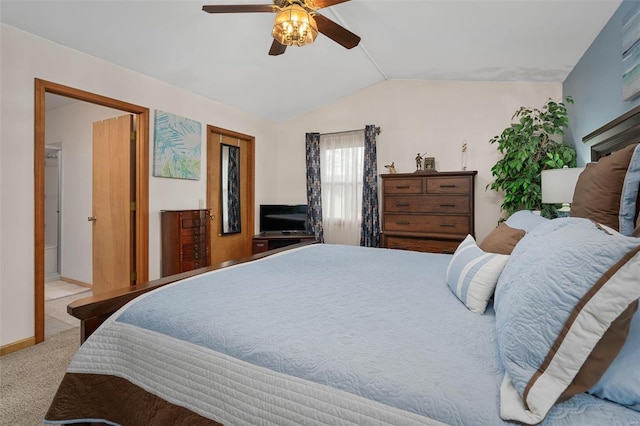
left=161, top=209, right=211, bottom=277
left=380, top=171, right=477, bottom=254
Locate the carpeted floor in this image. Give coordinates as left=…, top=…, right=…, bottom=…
left=0, top=327, right=79, bottom=425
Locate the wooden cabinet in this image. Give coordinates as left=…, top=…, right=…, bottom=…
left=252, top=233, right=316, bottom=254
left=161, top=209, right=211, bottom=277
left=381, top=171, right=477, bottom=254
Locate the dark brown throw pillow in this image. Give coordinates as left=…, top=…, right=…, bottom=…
left=479, top=223, right=526, bottom=255
left=570, top=144, right=637, bottom=231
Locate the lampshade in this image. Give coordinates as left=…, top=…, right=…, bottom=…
left=272, top=4, right=318, bottom=47
left=541, top=167, right=584, bottom=216
left=541, top=167, right=584, bottom=203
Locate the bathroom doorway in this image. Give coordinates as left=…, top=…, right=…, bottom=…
left=44, top=145, right=62, bottom=281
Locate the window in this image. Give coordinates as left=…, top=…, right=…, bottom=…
left=320, top=131, right=364, bottom=245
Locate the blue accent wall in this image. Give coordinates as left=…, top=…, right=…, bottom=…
left=564, top=0, right=640, bottom=164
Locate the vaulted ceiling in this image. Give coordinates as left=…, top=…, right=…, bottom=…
left=0, top=0, right=622, bottom=122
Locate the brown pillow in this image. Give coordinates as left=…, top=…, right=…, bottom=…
left=570, top=144, right=637, bottom=231
left=479, top=223, right=526, bottom=255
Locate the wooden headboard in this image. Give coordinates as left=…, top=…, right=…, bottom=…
left=583, top=104, right=640, bottom=160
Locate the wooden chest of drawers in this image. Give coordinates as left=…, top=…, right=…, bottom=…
left=161, top=209, right=211, bottom=277
left=381, top=171, right=477, bottom=254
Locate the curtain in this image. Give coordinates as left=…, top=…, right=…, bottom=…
left=360, top=125, right=380, bottom=247
left=305, top=133, right=324, bottom=242
left=320, top=130, right=364, bottom=245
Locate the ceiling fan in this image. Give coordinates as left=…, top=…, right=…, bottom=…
left=202, top=0, right=361, bottom=56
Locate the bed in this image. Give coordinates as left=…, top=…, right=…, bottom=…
left=45, top=111, right=640, bottom=425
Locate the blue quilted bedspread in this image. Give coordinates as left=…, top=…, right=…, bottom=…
left=116, top=244, right=640, bottom=425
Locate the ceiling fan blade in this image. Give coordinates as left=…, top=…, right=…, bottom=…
left=314, top=13, right=360, bottom=49
left=202, top=4, right=276, bottom=13
left=313, top=0, right=350, bottom=9
left=269, top=40, right=287, bottom=56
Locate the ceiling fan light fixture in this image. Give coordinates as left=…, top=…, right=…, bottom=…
left=272, top=4, right=318, bottom=47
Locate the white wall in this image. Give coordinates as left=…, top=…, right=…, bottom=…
left=275, top=80, right=562, bottom=243
left=46, top=102, right=124, bottom=284
left=0, top=24, right=278, bottom=346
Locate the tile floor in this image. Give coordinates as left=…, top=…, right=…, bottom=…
left=45, top=280, right=92, bottom=338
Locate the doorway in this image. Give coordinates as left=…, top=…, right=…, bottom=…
left=44, top=145, right=62, bottom=281
left=206, top=125, right=255, bottom=264
left=34, top=79, right=150, bottom=343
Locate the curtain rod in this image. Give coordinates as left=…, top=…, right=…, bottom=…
left=320, top=126, right=381, bottom=136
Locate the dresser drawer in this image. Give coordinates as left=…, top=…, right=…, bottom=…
left=181, top=243, right=206, bottom=255
left=383, top=178, right=423, bottom=194
left=426, top=177, right=470, bottom=194
left=180, top=249, right=206, bottom=261
left=384, top=195, right=470, bottom=214
left=181, top=216, right=206, bottom=228
left=252, top=239, right=269, bottom=254
left=383, top=214, right=470, bottom=234
left=180, top=225, right=206, bottom=238
left=384, top=236, right=460, bottom=254
left=180, top=260, right=205, bottom=271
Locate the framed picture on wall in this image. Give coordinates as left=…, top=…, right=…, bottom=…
left=153, top=110, right=202, bottom=180
left=623, top=3, right=640, bottom=100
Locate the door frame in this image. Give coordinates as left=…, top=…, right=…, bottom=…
left=206, top=125, right=255, bottom=261
left=34, top=79, right=149, bottom=343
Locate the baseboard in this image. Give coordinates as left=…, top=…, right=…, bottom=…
left=61, top=276, right=92, bottom=288
left=0, top=335, right=35, bottom=356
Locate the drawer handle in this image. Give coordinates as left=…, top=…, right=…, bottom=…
left=396, top=221, right=410, bottom=225
left=440, top=184, right=457, bottom=188
left=440, top=224, right=456, bottom=228
left=194, top=235, right=200, bottom=242
left=194, top=262, right=200, bottom=268
left=194, top=219, right=200, bottom=226
left=194, top=252, right=200, bottom=259
left=395, top=203, right=410, bottom=207
left=194, top=244, right=199, bottom=250
left=256, top=243, right=265, bottom=247
left=440, top=204, right=456, bottom=208
left=395, top=185, right=410, bottom=189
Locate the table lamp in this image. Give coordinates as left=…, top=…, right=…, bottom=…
left=541, top=167, right=585, bottom=217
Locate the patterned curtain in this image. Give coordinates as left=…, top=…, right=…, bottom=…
left=360, top=125, right=380, bottom=247
left=227, top=145, right=240, bottom=232
left=306, top=132, right=324, bottom=242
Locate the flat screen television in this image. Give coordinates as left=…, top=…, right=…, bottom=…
left=259, top=204, right=309, bottom=234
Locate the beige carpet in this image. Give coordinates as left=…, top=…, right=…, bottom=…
left=0, top=328, right=79, bottom=425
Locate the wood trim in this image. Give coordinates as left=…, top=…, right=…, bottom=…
left=69, top=241, right=317, bottom=343
left=583, top=104, right=640, bottom=160
left=60, top=277, right=92, bottom=288
left=34, top=79, right=149, bottom=344
left=0, top=336, right=37, bottom=356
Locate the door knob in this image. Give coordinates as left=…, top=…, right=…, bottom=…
left=209, top=214, right=215, bottom=221
left=88, top=216, right=97, bottom=222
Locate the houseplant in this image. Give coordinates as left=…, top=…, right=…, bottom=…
left=488, top=97, right=577, bottom=218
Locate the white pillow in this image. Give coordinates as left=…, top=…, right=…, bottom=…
left=446, top=235, right=509, bottom=314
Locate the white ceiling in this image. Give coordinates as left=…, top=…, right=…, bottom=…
left=0, top=0, right=622, bottom=122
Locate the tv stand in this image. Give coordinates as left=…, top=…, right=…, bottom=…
left=252, top=232, right=316, bottom=254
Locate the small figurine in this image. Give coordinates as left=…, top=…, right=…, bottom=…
left=384, top=161, right=397, bottom=174
left=415, top=153, right=423, bottom=171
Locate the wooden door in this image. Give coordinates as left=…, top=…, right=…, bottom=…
left=92, top=115, right=134, bottom=295
left=207, top=126, right=255, bottom=264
